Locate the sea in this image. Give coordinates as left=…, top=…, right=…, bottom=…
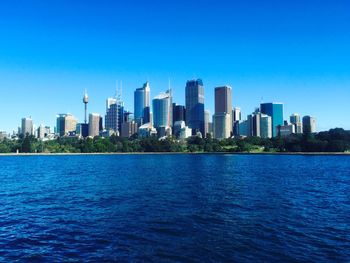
left=0, top=154, right=349, bottom=262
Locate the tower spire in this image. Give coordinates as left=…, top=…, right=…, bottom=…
left=83, top=89, right=89, bottom=124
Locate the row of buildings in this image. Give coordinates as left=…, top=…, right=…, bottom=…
left=12, top=79, right=316, bottom=141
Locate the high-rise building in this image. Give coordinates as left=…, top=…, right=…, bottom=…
left=233, top=107, right=241, bottom=122
left=76, top=123, right=89, bottom=138
left=260, top=102, right=284, bottom=137
left=152, top=90, right=172, bottom=130
left=106, top=98, right=117, bottom=111
left=0, top=131, right=7, bottom=141
left=302, top=116, right=317, bottom=134
left=290, top=113, right=303, bottom=134
left=260, top=114, right=272, bottom=138
left=121, top=121, right=138, bottom=138
left=213, top=86, right=232, bottom=139
left=105, top=98, right=124, bottom=135
left=277, top=123, right=296, bottom=137
left=247, top=111, right=261, bottom=137
left=21, top=117, right=33, bottom=136
left=213, top=113, right=231, bottom=139
left=134, top=82, right=151, bottom=125
left=232, top=107, right=241, bottom=137
left=173, top=104, right=186, bottom=126
left=204, top=110, right=212, bottom=137
left=56, top=114, right=78, bottom=136
left=238, top=120, right=249, bottom=137
left=37, top=124, right=46, bottom=139
left=89, top=113, right=101, bottom=137
left=185, top=79, right=205, bottom=136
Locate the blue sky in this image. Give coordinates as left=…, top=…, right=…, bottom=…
left=0, top=0, right=349, bottom=132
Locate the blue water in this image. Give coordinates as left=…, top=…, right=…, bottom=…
left=0, top=154, right=349, bottom=262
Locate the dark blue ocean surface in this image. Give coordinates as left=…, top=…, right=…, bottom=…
left=0, top=154, right=349, bottom=262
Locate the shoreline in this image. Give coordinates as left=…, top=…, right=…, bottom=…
left=0, top=152, right=349, bottom=156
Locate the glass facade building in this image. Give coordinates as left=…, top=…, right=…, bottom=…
left=152, top=91, right=172, bottom=129
left=172, top=104, right=186, bottom=126
left=134, top=82, right=150, bottom=125
left=185, top=79, right=205, bottom=136
left=105, top=101, right=124, bottom=135
left=260, top=102, right=284, bottom=137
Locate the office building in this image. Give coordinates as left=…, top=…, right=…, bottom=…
left=260, top=114, right=272, bottom=138
left=134, top=82, right=151, bottom=125
left=138, top=123, right=157, bottom=138
left=213, top=86, right=232, bottom=139
left=21, top=117, right=34, bottom=136
left=37, top=124, right=46, bottom=139
left=173, top=104, right=186, bottom=126
left=0, top=131, right=7, bottom=141
left=105, top=98, right=124, bottom=135
left=277, top=124, right=296, bottom=137
left=232, top=107, right=241, bottom=136
left=89, top=113, right=101, bottom=137
left=290, top=113, right=303, bottom=134
left=213, top=113, right=231, bottom=139
left=204, top=110, right=212, bottom=137
left=106, top=98, right=117, bottom=111
left=238, top=120, right=249, bottom=137
left=185, top=79, right=205, bottom=136
left=76, top=123, right=89, bottom=138
left=152, top=90, right=172, bottom=130
left=56, top=114, right=78, bottom=137
left=303, top=116, right=317, bottom=134
left=121, top=121, right=138, bottom=138
left=173, top=121, right=192, bottom=139
left=247, top=110, right=261, bottom=137
left=260, top=102, right=284, bottom=137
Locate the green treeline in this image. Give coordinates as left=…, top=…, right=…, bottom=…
left=0, top=128, right=349, bottom=154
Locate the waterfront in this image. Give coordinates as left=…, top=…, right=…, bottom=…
left=0, top=155, right=349, bottom=262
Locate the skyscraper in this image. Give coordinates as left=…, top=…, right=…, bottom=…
left=152, top=90, right=172, bottom=130
left=290, top=113, right=303, bottom=134
left=185, top=79, right=205, bottom=136
left=89, top=113, right=101, bottom=137
left=302, top=116, right=317, bottom=134
left=134, top=82, right=151, bottom=125
left=204, top=110, right=212, bottom=137
left=232, top=107, right=241, bottom=136
left=21, top=117, right=33, bottom=136
left=56, top=114, right=78, bottom=136
left=260, top=114, right=272, bottom=138
left=260, top=102, right=284, bottom=137
left=105, top=98, right=124, bottom=135
left=172, top=104, right=186, bottom=126
left=247, top=110, right=261, bottom=137
left=213, top=86, right=232, bottom=139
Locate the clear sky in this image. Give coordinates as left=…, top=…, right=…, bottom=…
left=0, top=0, right=349, bottom=133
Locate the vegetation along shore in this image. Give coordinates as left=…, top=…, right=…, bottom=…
left=0, top=128, right=349, bottom=154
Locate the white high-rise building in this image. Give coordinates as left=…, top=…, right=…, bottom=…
left=290, top=113, right=303, bottom=134
left=260, top=114, right=272, bottom=138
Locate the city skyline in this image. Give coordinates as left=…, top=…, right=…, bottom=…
left=0, top=78, right=335, bottom=134
left=0, top=0, right=349, bottom=132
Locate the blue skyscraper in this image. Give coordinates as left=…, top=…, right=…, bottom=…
left=260, top=102, right=284, bottom=137
left=134, top=82, right=150, bottom=125
left=185, top=79, right=205, bottom=136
